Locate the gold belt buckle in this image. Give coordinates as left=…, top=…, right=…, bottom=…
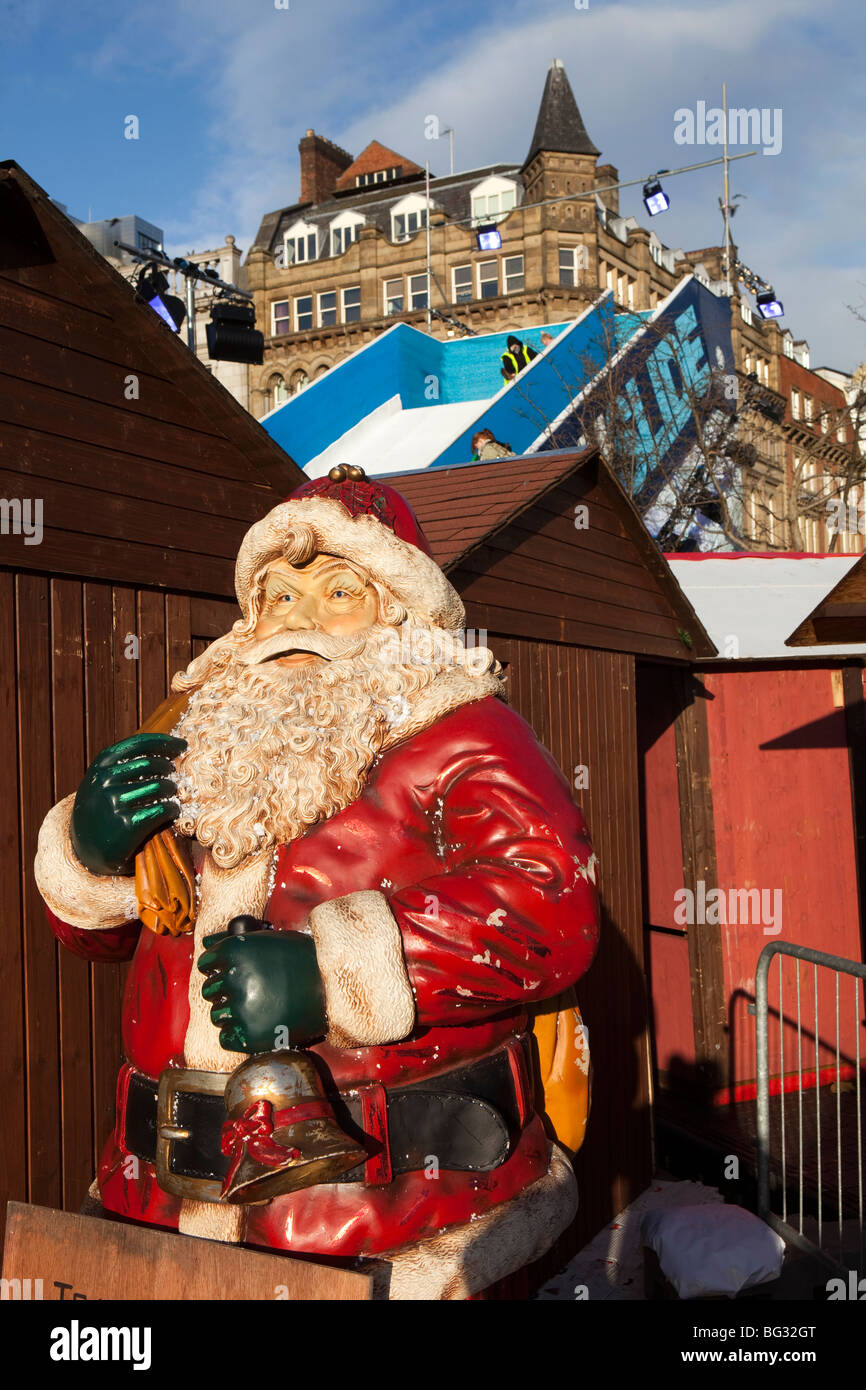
left=155, top=1067, right=229, bottom=1203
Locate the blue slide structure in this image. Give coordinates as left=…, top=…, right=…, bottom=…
left=261, top=276, right=735, bottom=542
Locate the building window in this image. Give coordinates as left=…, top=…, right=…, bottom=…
left=470, top=176, right=518, bottom=225
left=272, top=300, right=290, bottom=336
left=560, top=247, right=583, bottom=287
left=471, top=189, right=516, bottom=220
left=605, top=266, right=615, bottom=293
left=617, top=273, right=625, bottom=304
left=137, top=232, right=162, bottom=253
left=791, top=389, right=800, bottom=420
left=290, top=369, right=308, bottom=396
left=384, top=278, right=403, bottom=315
left=627, top=277, right=636, bottom=309
left=286, top=230, right=318, bottom=264
left=409, top=274, right=428, bottom=310
left=393, top=208, right=427, bottom=242
left=342, top=286, right=361, bottom=322
left=391, top=193, right=430, bottom=243
left=269, top=374, right=289, bottom=408
left=452, top=265, right=472, bottom=302
left=503, top=255, right=524, bottom=293
left=356, top=167, right=400, bottom=187
left=331, top=222, right=362, bottom=256
left=838, top=423, right=847, bottom=444
left=803, top=394, right=813, bottom=422
left=295, top=296, right=313, bottom=332
left=477, top=260, right=498, bottom=299
left=318, top=291, right=338, bottom=327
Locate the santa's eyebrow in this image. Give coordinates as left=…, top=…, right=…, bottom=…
left=315, top=560, right=369, bottom=584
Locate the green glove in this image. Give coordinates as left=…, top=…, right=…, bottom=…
left=198, top=930, right=327, bottom=1053
left=70, top=733, right=188, bottom=877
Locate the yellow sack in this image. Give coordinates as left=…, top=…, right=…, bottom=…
left=531, top=986, right=591, bottom=1154
left=134, top=691, right=195, bottom=937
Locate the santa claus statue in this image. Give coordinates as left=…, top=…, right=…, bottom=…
left=34, top=465, right=599, bottom=1300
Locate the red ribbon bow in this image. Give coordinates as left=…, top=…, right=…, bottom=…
left=220, top=1099, right=300, bottom=1195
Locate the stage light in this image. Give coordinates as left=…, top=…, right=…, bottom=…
left=642, top=180, right=670, bottom=216
left=476, top=223, right=502, bottom=251
left=205, top=299, right=264, bottom=364
left=756, top=289, right=784, bottom=319
left=136, top=262, right=185, bottom=332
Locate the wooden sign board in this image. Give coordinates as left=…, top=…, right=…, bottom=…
left=2, top=1203, right=376, bottom=1301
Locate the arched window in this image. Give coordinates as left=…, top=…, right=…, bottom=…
left=330, top=211, right=365, bottom=256
left=470, top=175, right=519, bottom=225
left=269, top=374, right=289, bottom=408
left=290, top=369, right=309, bottom=396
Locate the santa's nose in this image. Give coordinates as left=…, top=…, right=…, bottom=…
left=278, top=595, right=321, bottom=630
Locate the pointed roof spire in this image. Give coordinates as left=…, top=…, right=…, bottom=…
left=524, top=58, right=599, bottom=166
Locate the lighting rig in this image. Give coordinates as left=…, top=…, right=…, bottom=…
left=115, top=239, right=264, bottom=362
left=734, top=261, right=785, bottom=320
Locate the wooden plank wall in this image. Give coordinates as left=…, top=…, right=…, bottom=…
left=0, top=257, right=294, bottom=593
left=491, top=633, right=653, bottom=1272
left=0, top=569, right=238, bottom=1248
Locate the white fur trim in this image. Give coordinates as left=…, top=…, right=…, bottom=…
left=182, top=848, right=274, bottom=1072
left=178, top=1199, right=247, bottom=1245
left=235, top=497, right=464, bottom=629
left=309, top=890, right=415, bottom=1048
left=177, top=847, right=273, bottom=1244
left=33, top=795, right=138, bottom=930
left=383, top=1143, right=577, bottom=1300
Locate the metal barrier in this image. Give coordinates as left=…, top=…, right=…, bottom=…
left=755, top=941, right=865, bottom=1276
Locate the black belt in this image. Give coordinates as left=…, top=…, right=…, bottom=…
left=124, top=1040, right=531, bottom=1187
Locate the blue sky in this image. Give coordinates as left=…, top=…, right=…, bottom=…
left=2, top=0, right=864, bottom=371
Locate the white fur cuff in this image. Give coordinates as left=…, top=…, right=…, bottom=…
left=33, top=794, right=138, bottom=930
left=309, top=890, right=415, bottom=1047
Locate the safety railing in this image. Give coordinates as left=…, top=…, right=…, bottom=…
left=755, top=941, right=865, bottom=1276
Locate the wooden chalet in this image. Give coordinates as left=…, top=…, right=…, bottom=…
left=787, top=552, right=866, bottom=647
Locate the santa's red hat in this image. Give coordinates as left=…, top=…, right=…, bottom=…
left=235, top=464, right=464, bottom=628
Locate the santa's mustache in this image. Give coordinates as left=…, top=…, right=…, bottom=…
left=236, top=629, right=369, bottom=666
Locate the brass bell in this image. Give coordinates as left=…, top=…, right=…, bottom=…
left=219, top=1050, right=366, bottom=1204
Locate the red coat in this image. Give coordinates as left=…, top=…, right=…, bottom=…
left=49, top=695, right=599, bottom=1258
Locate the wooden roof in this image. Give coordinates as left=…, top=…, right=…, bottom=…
left=0, top=161, right=304, bottom=598
left=390, top=449, right=716, bottom=662
left=786, top=552, right=866, bottom=647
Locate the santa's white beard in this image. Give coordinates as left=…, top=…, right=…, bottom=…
left=171, top=622, right=481, bottom=869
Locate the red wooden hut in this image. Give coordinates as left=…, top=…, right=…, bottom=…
left=638, top=553, right=866, bottom=1182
